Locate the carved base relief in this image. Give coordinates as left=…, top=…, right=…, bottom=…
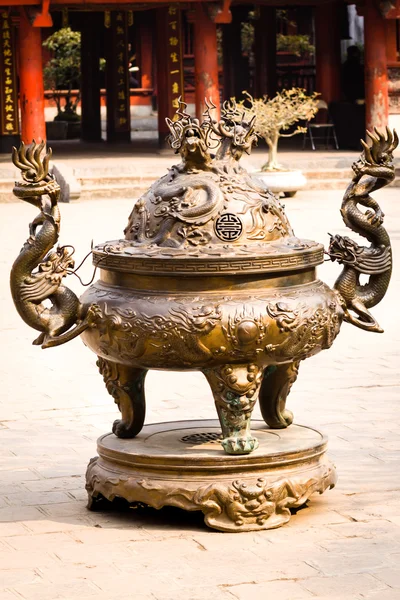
left=86, top=420, right=337, bottom=532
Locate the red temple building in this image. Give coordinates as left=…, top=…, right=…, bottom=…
left=1, top=0, right=400, bottom=152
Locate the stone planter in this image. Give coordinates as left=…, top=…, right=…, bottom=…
left=45, top=120, right=68, bottom=141
left=66, top=121, right=81, bottom=140
left=252, top=169, right=307, bottom=197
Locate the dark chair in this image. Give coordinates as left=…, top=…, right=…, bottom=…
left=303, top=100, right=339, bottom=150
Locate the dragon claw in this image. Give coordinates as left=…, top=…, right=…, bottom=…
left=365, top=209, right=384, bottom=226
left=222, top=435, right=259, bottom=455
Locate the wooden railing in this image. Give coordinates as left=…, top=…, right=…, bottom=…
left=276, top=66, right=316, bottom=94
left=44, top=88, right=153, bottom=108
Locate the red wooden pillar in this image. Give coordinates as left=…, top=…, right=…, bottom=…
left=385, top=19, right=397, bottom=63
left=221, top=6, right=248, bottom=102
left=193, top=3, right=219, bottom=120
left=254, top=6, right=277, bottom=98
left=221, top=22, right=234, bottom=99
left=315, top=2, right=341, bottom=104
left=137, top=11, right=153, bottom=89
left=364, top=0, right=389, bottom=130
left=18, top=10, right=46, bottom=144
left=81, top=13, right=101, bottom=142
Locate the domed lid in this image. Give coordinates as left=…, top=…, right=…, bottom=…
left=93, top=100, right=323, bottom=275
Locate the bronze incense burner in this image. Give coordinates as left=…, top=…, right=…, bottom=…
left=10, top=102, right=397, bottom=531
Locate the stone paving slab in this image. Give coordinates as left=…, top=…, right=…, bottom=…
left=0, top=189, right=399, bottom=599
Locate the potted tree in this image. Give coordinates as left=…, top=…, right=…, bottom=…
left=43, top=27, right=81, bottom=140
left=276, top=33, right=315, bottom=60
left=240, top=88, right=319, bottom=196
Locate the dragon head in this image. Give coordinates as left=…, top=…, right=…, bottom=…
left=219, top=99, right=257, bottom=158
left=202, top=98, right=258, bottom=162
left=40, top=245, right=76, bottom=276
left=166, top=98, right=214, bottom=170
left=327, top=234, right=363, bottom=266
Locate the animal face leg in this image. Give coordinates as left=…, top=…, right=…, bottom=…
left=203, top=363, right=263, bottom=455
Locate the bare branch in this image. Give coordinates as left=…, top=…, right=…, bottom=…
left=234, top=88, right=320, bottom=169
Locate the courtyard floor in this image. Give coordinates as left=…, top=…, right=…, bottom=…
left=0, top=186, right=399, bottom=599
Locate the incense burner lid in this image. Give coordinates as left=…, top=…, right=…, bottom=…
left=94, top=100, right=323, bottom=275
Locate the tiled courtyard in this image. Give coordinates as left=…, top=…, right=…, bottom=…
left=0, top=186, right=399, bottom=599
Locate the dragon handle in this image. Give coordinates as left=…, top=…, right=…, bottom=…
left=10, top=141, right=97, bottom=349
left=328, top=127, right=398, bottom=333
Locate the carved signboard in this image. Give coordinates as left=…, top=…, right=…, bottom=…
left=156, top=5, right=185, bottom=146
left=114, top=12, right=130, bottom=133
left=105, top=11, right=131, bottom=142
left=167, top=5, right=184, bottom=114
left=0, top=11, right=19, bottom=136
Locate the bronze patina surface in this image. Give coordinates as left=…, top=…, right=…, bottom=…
left=9, top=102, right=397, bottom=530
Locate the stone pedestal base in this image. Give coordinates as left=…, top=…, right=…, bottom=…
left=86, top=420, right=337, bottom=532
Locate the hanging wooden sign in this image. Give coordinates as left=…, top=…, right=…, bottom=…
left=105, top=11, right=131, bottom=142
left=167, top=4, right=184, bottom=115
left=114, top=12, right=130, bottom=133
left=0, top=11, right=19, bottom=136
